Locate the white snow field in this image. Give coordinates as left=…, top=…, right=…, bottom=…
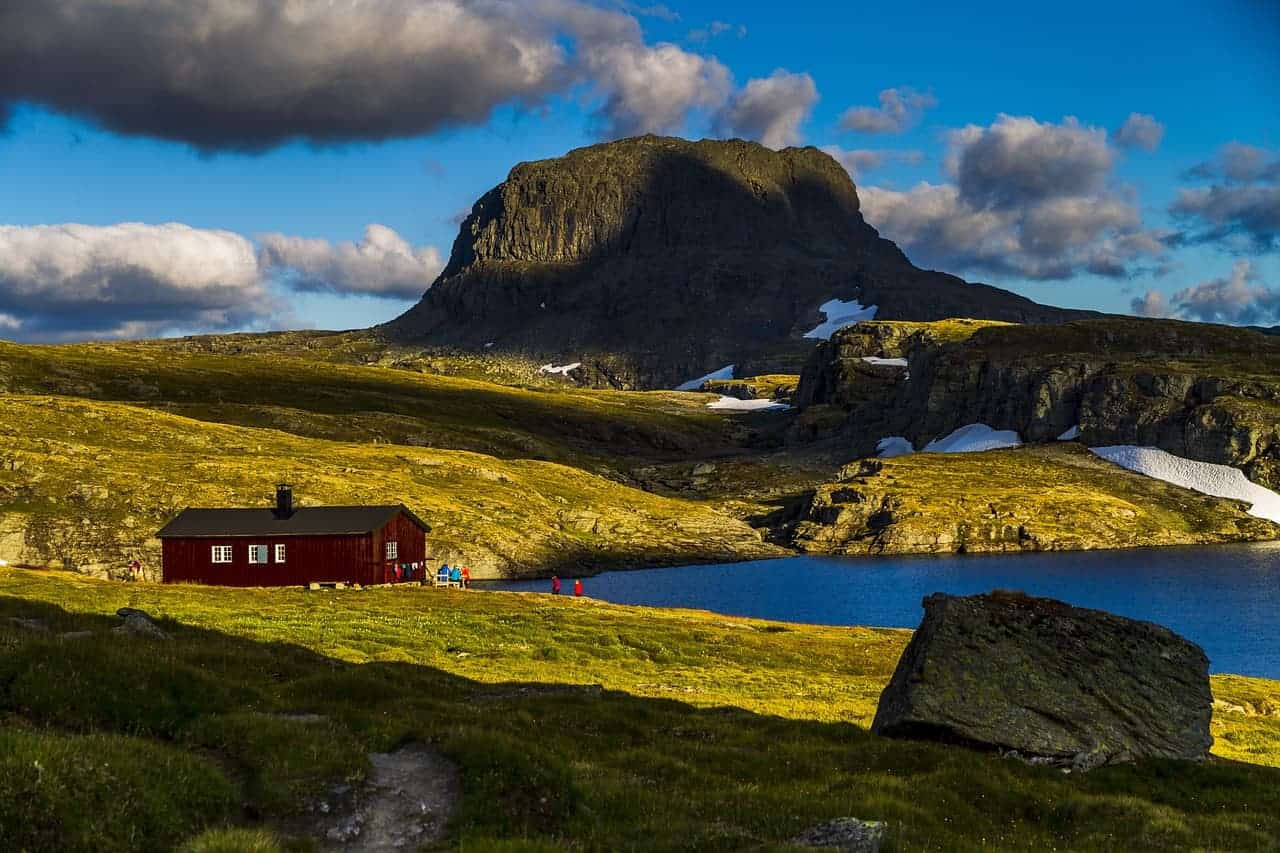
left=1090, top=445, right=1280, bottom=524
left=706, top=395, right=791, bottom=412
left=539, top=362, right=581, bottom=376
left=1057, top=425, right=1081, bottom=441
left=675, top=364, right=735, bottom=391
left=861, top=356, right=908, bottom=368
left=803, top=298, right=879, bottom=340
left=922, top=423, right=1024, bottom=454
left=876, top=436, right=915, bottom=458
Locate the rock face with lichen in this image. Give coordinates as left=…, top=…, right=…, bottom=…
left=872, top=592, right=1214, bottom=768
left=386, top=135, right=1087, bottom=389
left=794, top=317, right=1280, bottom=488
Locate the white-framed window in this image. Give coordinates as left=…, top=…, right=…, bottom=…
left=211, top=545, right=233, bottom=564
left=248, top=544, right=269, bottom=564
left=385, top=541, right=398, bottom=559
left=274, top=544, right=286, bottom=563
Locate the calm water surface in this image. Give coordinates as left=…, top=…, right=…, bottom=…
left=481, top=543, right=1280, bottom=678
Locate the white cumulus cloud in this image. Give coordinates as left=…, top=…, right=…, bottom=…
left=839, top=87, right=937, bottom=135
left=258, top=225, right=443, bottom=300
left=858, top=114, right=1167, bottom=281
left=0, top=222, right=271, bottom=340
left=714, top=69, right=818, bottom=149
left=1114, top=113, right=1165, bottom=152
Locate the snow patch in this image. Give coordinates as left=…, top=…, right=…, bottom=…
left=484, top=341, right=495, bottom=348
left=923, top=424, right=1023, bottom=454
left=539, top=362, right=581, bottom=376
left=876, top=436, right=915, bottom=458
left=1057, top=425, right=1081, bottom=441
left=675, top=364, right=735, bottom=392
left=861, top=356, right=908, bottom=368
left=706, top=395, right=791, bottom=412
left=1090, top=445, right=1280, bottom=524
left=803, top=298, right=879, bottom=340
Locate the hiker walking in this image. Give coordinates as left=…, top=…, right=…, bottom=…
left=573, top=579, right=584, bottom=597
left=551, top=575, right=561, bottom=595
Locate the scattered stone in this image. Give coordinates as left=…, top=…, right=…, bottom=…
left=791, top=817, right=886, bottom=852
left=113, top=608, right=170, bottom=640
left=59, top=630, right=94, bottom=640
left=7, top=616, right=49, bottom=633
left=872, top=592, right=1213, bottom=768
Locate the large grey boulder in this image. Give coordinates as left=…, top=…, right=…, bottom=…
left=872, top=592, right=1213, bottom=767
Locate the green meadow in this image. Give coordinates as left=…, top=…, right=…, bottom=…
left=2, top=567, right=1279, bottom=851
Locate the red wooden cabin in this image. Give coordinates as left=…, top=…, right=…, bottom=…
left=156, top=485, right=429, bottom=587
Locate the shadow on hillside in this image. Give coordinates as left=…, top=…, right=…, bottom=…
left=3, top=593, right=1279, bottom=851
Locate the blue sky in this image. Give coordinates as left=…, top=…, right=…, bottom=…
left=0, top=0, right=1276, bottom=340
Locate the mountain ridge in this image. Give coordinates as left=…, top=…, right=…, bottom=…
left=385, top=135, right=1095, bottom=388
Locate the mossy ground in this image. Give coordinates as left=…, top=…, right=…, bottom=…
left=2, top=331, right=1278, bottom=578
left=792, top=445, right=1279, bottom=554
left=1, top=567, right=1278, bottom=852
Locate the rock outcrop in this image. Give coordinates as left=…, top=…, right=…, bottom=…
left=795, top=317, right=1280, bottom=488
left=782, top=445, right=1277, bottom=555
left=872, top=592, right=1214, bottom=767
left=386, top=135, right=1089, bottom=388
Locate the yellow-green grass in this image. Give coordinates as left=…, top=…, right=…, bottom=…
left=703, top=374, right=801, bottom=400
left=0, top=339, right=745, bottom=469
left=1, top=567, right=1278, bottom=852
left=794, top=445, right=1279, bottom=554
left=0, top=394, right=779, bottom=578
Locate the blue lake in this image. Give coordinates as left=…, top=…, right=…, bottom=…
left=481, top=543, right=1280, bottom=679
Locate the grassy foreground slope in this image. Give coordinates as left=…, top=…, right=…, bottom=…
left=1, top=568, right=1278, bottom=852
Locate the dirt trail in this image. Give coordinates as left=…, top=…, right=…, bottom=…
left=311, top=743, right=459, bottom=851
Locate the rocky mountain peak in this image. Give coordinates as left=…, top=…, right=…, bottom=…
left=387, top=135, right=1090, bottom=388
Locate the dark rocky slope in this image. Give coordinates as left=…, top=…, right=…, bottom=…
left=796, top=317, right=1280, bottom=489
left=386, top=135, right=1090, bottom=389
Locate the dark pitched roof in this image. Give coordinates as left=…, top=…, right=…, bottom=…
left=155, top=505, right=430, bottom=538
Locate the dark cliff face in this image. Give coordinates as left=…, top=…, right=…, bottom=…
left=796, top=317, right=1280, bottom=488
left=385, top=135, right=1090, bottom=389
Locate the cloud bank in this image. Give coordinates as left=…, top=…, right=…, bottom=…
left=0, top=0, right=744, bottom=151
left=1171, top=143, right=1280, bottom=252
left=859, top=114, right=1166, bottom=280
left=1132, top=261, right=1280, bottom=325
left=0, top=222, right=270, bottom=340
left=0, top=222, right=438, bottom=341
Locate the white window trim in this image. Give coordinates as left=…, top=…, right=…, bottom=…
left=211, top=545, right=232, bottom=564
left=274, top=543, right=286, bottom=563
left=248, top=544, right=269, bottom=565
left=385, top=540, right=398, bottom=559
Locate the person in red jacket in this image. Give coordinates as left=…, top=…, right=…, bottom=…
left=551, top=575, right=561, bottom=595
left=461, top=566, right=471, bottom=589
left=573, top=579, right=584, bottom=597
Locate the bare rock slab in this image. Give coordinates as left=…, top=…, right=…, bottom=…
left=871, top=591, right=1213, bottom=767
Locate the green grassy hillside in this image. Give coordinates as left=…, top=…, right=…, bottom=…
left=2, top=568, right=1278, bottom=851
left=2, top=333, right=1279, bottom=577
left=0, top=394, right=780, bottom=577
